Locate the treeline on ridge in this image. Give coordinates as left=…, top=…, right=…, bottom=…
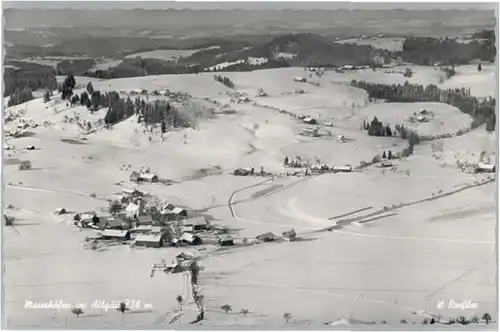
left=351, top=80, right=496, bottom=131
left=402, top=32, right=496, bottom=65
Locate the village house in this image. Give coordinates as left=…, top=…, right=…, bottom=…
left=121, top=188, right=144, bottom=198
left=130, top=225, right=153, bottom=234
left=476, top=162, right=496, bottom=173
left=134, top=234, right=165, bottom=248
left=137, top=215, right=154, bottom=226
left=282, top=229, right=297, bottom=242
left=161, top=204, right=188, bottom=219
left=301, top=126, right=320, bottom=137
left=302, top=117, right=318, bottom=125
left=101, top=229, right=130, bottom=241
left=178, top=232, right=202, bottom=246
left=99, top=217, right=125, bottom=230
left=129, top=172, right=159, bottom=183
left=257, top=232, right=276, bottom=242
left=218, top=235, right=235, bottom=246
left=182, top=217, right=210, bottom=232
left=140, top=173, right=159, bottom=183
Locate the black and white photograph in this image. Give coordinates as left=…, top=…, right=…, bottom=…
left=1, top=1, right=498, bottom=329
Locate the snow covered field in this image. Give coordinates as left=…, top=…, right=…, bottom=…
left=3, top=65, right=497, bottom=328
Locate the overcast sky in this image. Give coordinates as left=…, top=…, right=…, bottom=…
left=3, top=1, right=497, bottom=10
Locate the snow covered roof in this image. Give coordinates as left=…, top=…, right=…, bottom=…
left=140, top=173, right=158, bottom=180
left=134, top=234, right=162, bottom=243
left=183, top=217, right=207, bottom=226
left=477, top=162, right=495, bottom=170
left=101, top=229, right=129, bottom=238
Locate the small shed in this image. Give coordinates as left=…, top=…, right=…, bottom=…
left=256, top=232, right=276, bottom=242
left=218, top=235, right=235, bottom=246
left=101, top=229, right=130, bottom=241
left=476, top=162, right=496, bottom=173
left=134, top=234, right=164, bottom=248
left=140, top=173, right=159, bottom=183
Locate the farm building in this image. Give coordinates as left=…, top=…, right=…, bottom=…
left=256, top=232, right=276, bottom=242
left=179, top=232, right=202, bottom=246
left=183, top=217, right=210, bottom=232
left=100, top=217, right=124, bottom=230
left=218, top=235, right=235, bottom=246
left=476, top=162, right=496, bottom=173
left=137, top=215, right=154, bottom=226
left=130, top=225, right=153, bottom=234
left=282, top=229, right=297, bottom=242
left=294, top=77, right=307, bottom=83
left=134, top=234, right=165, bottom=248
left=101, top=229, right=130, bottom=241
left=140, top=173, right=159, bottom=183
left=126, top=202, right=140, bottom=219
left=301, top=126, right=320, bottom=137
left=332, top=165, right=352, bottom=172
left=302, top=117, right=318, bottom=125
left=121, top=188, right=144, bottom=198
left=129, top=171, right=140, bottom=182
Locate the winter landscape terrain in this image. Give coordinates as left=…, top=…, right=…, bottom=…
left=2, top=4, right=498, bottom=330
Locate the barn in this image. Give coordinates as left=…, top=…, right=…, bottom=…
left=140, top=173, right=159, bottom=183
left=134, top=234, right=164, bottom=248
left=476, top=162, right=496, bottom=173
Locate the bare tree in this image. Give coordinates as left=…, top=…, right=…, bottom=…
left=241, top=309, right=249, bottom=316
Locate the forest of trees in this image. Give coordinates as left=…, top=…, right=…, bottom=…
left=7, top=88, right=34, bottom=107
left=402, top=34, right=496, bottom=65
left=3, top=62, right=57, bottom=97
left=70, top=82, right=190, bottom=130
left=56, top=59, right=96, bottom=76
left=351, top=80, right=496, bottom=131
